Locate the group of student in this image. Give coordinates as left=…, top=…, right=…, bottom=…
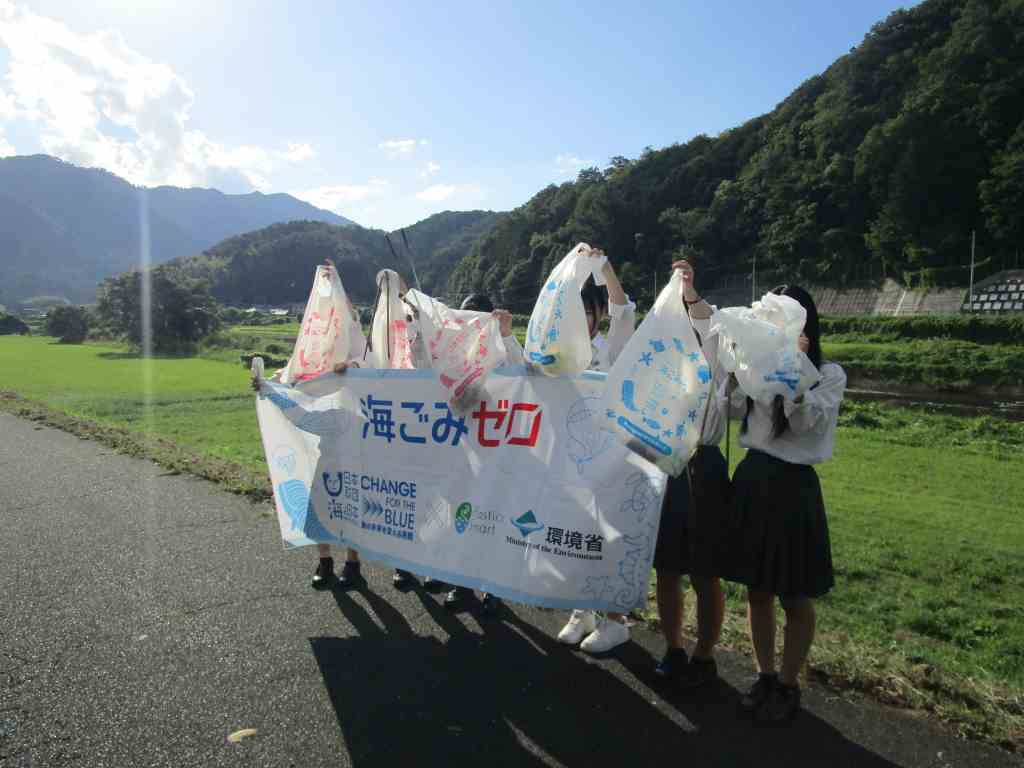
left=253, top=251, right=846, bottom=724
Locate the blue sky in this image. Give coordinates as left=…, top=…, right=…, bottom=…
left=0, top=0, right=919, bottom=230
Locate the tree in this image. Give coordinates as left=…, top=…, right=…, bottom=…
left=0, top=313, right=30, bottom=336
left=96, top=267, right=221, bottom=353
left=980, top=121, right=1024, bottom=251
left=45, top=305, right=90, bottom=343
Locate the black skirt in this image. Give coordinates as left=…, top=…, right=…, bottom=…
left=653, top=445, right=732, bottom=577
left=720, top=449, right=834, bottom=598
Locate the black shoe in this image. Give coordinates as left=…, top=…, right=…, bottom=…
left=654, top=648, right=689, bottom=680
left=756, top=682, right=801, bottom=723
left=336, top=560, right=364, bottom=589
left=424, top=577, right=447, bottom=593
left=678, top=656, right=718, bottom=689
left=392, top=569, right=413, bottom=589
left=444, top=586, right=471, bottom=609
left=480, top=593, right=501, bottom=616
left=312, top=557, right=335, bottom=590
left=740, top=672, right=778, bottom=713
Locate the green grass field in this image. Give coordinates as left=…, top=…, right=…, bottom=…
left=0, top=336, right=264, bottom=470
left=2, top=334, right=1023, bottom=745
left=228, top=322, right=301, bottom=337
left=822, top=339, right=1024, bottom=390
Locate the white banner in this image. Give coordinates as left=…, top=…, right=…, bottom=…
left=255, top=367, right=668, bottom=612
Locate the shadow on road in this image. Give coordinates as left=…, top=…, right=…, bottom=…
left=310, top=585, right=900, bottom=768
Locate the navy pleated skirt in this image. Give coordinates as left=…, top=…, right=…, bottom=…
left=720, top=449, right=834, bottom=598
left=654, top=445, right=732, bottom=577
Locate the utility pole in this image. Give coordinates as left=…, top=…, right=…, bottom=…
left=751, top=252, right=757, bottom=303
left=968, top=229, right=976, bottom=311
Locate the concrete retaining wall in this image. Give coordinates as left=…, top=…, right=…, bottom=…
left=703, top=279, right=966, bottom=317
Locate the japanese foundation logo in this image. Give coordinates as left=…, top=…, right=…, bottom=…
left=511, top=510, right=544, bottom=538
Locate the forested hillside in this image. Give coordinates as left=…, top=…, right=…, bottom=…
left=448, top=0, right=1024, bottom=310
left=168, top=211, right=503, bottom=305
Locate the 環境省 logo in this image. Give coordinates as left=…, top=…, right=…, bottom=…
left=510, top=510, right=544, bottom=538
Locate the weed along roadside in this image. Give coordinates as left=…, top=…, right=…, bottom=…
left=1, top=333, right=1023, bottom=751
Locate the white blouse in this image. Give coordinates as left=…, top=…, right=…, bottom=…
left=719, top=361, right=846, bottom=465
left=589, top=296, right=637, bottom=372
left=690, top=314, right=727, bottom=447
left=500, top=334, right=527, bottom=366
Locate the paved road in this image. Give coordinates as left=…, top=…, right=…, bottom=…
left=1, top=412, right=1020, bottom=768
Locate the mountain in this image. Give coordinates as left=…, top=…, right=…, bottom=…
left=9, top=0, right=1022, bottom=314
left=0, top=155, right=353, bottom=305
left=168, top=210, right=504, bottom=306
left=447, top=0, right=1024, bottom=311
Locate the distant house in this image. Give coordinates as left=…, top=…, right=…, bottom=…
left=964, top=271, right=1024, bottom=314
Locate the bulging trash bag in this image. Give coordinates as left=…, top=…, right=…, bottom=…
left=601, top=271, right=712, bottom=476
left=368, top=269, right=416, bottom=369
left=711, top=292, right=820, bottom=404
left=404, top=289, right=507, bottom=408
left=281, top=265, right=356, bottom=384
left=524, top=243, right=595, bottom=376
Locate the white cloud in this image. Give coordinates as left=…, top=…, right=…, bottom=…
left=378, top=138, right=420, bottom=156
left=419, top=161, right=440, bottom=178
left=0, top=86, right=16, bottom=119
left=292, top=179, right=389, bottom=212
left=554, top=153, right=596, bottom=178
left=0, top=3, right=308, bottom=191
left=415, top=183, right=456, bottom=203
left=0, top=133, right=14, bottom=157
left=282, top=142, right=315, bottom=162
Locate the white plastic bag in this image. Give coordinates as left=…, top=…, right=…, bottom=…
left=601, top=271, right=712, bottom=476
left=404, top=289, right=507, bottom=408
left=368, top=269, right=415, bottom=370
left=711, top=292, right=820, bottom=404
left=280, top=265, right=354, bottom=384
left=524, top=243, right=595, bottom=376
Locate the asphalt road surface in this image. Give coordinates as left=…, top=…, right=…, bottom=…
left=1, top=412, right=1020, bottom=768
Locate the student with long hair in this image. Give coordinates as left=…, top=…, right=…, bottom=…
left=556, top=250, right=638, bottom=654
left=721, top=285, right=846, bottom=722
left=652, top=258, right=731, bottom=687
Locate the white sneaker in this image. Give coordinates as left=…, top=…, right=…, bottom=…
left=557, top=609, right=597, bottom=645
left=580, top=617, right=630, bottom=654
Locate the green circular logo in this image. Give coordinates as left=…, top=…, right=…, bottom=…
left=454, top=502, right=472, bottom=534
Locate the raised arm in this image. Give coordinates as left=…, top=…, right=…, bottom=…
left=593, top=250, right=636, bottom=366
left=494, top=309, right=525, bottom=365
left=783, top=363, right=846, bottom=435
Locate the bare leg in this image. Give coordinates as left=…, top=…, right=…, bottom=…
left=317, top=543, right=331, bottom=558
left=692, top=576, right=724, bottom=658
left=656, top=570, right=685, bottom=649
left=747, top=589, right=777, bottom=674
left=779, top=596, right=816, bottom=686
